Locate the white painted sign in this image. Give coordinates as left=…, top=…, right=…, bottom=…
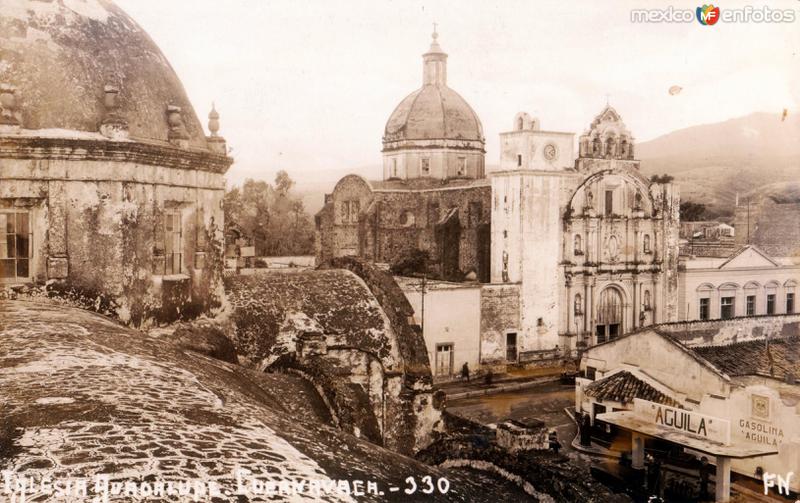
left=634, top=398, right=731, bottom=445
left=240, top=246, right=256, bottom=257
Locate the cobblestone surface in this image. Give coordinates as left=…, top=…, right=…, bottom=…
left=0, top=300, right=528, bottom=502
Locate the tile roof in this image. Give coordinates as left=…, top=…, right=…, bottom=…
left=585, top=371, right=681, bottom=408
left=691, top=338, right=800, bottom=380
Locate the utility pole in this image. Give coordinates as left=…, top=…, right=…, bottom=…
left=420, top=272, right=427, bottom=334
left=747, top=198, right=751, bottom=244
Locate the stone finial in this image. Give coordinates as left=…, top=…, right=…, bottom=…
left=0, top=83, right=22, bottom=129
left=206, top=102, right=227, bottom=155
left=100, top=84, right=129, bottom=140
left=167, top=104, right=189, bottom=147
left=208, top=102, right=220, bottom=137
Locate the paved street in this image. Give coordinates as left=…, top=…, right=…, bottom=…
left=447, top=380, right=593, bottom=468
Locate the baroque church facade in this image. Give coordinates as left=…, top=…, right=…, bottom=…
left=317, top=31, right=680, bottom=359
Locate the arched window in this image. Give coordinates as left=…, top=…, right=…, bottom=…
left=574, top=234, right=583, bottom=255
left=517, top=116, right=524, bottom=131
left=592, top=137, right=601, bottom=155
left=643, top=234, right=651, bottom=253
left=574, top=293, right=583, bottom=316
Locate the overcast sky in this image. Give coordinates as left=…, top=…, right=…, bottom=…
left=116, top=0, right=799, bottom=189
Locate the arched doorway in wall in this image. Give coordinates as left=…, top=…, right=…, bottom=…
left=596, top=286, right=624, bottom=343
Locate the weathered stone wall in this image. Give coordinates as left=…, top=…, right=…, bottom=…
left=369, top=184, right=491, bottom=281
left=226, top=261, right=442, bottom=455
left=0, top=143, right=229, bottom=326
left=480, top=284, right=520, bottom=364
left=322, top=257, right=442, bottom=453
left=316, top=175, right=492, bottom=282
left=655, top=313, right=800, bottom=347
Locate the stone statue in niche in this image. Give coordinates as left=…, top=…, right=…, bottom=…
left=620, top=139, right=629, bottom=158
left=606, top=235, right=619, bottom=262
left=585, top=188, right=594, bottom=209
left=592, top=137, right=601, bottom=156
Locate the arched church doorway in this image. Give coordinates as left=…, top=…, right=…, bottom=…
left=596, top=287, right=623, bottom=343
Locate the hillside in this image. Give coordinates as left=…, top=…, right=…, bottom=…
left=637, top=112, right=800, bottom=216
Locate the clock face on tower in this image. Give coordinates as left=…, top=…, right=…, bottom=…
left=544, top=143, right=558, bottom=161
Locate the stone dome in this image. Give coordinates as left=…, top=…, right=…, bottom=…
left=384, top=85, right=484, bottom=142
left=0, top=0, right=208, bottom=149
left=383, top=31, right=483, bottom=144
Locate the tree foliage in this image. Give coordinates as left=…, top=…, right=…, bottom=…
left=223, top=171, right=314, bottom=256
left=650, top=174, right=675, bottom=184
left=680, top=201, right=707, bottom=222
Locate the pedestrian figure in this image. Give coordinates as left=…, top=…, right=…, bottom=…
left=579, top=412, right=592, bottom=446
left=698, top=456, right=711, bottom=500
left=548, top=430, right=561, bottom=454
left=461, top=362, right=470, bottom=382
left=647, top=455, right=663, bottom=497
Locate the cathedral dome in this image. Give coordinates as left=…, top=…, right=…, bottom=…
left=383, top=31, right=483, bottom=145
left=0, top=0, right=208, bottom=149
left=384, top=85, right=483, bottom=142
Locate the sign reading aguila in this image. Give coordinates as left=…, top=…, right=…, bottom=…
left=634, top=399, right=731, bottom=445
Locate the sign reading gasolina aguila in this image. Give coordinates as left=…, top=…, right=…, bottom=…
left=634, top=399, right=731, bottom=445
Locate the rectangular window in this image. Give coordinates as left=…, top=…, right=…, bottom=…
left=420, top=157, right=430, bottom=176
left=605, top=190, right=614, bottom=216
left=720, top=296, right=734, bottom=320
left=787, top=293, right=795, bottom=314
left=154, top=210, right=182, bottom=275
left=699, top=298, right=710, bottom=320
left=586, top=366, right=597, bottom=380
left=517, top=154, right=522, bottom=167
left=767, top=294, right=776, bottom=315
left=341, top=200, right=360, bottom=224
left=746, top=295, right=756, bottom=316
left=0, top=211, right=31, bottom=281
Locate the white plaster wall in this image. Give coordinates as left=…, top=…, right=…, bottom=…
left=401, top=283, right=482, bottom=377
left=697, top=379, right=800, bottom=491
left=382, top=149, right=484, bottom=180
left=679, top=265, right=800, bottom=321
left=581, top=331, right=729, bottom=400
left=499, top=130, right=575, bottom=172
